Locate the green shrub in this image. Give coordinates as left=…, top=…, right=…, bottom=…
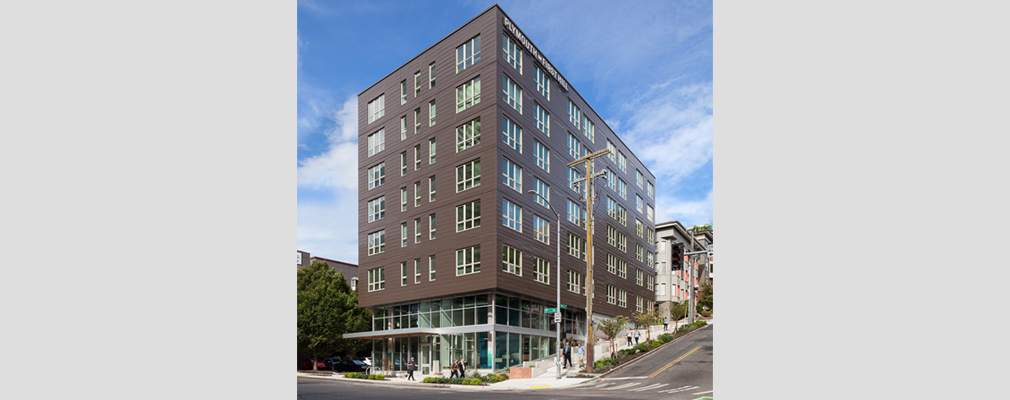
left=649, top=340, right=661, bottom=348
left=659, top=333, right=674, bottom=342
left=471, top=371, right=482, bottom=380
left=636, top=343, right=649, bottom=353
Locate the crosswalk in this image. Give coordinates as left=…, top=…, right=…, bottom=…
left=577, top=380, right=708, bottom=395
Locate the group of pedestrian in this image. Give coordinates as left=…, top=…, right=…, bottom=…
left=561, top=340, right=584, bottom=370
left=448, top=357, right=467, bottom=378
left=626, top=328, right=642, bottom=346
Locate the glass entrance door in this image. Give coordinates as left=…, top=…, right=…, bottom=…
left=419, top=343, right=431, bottom=375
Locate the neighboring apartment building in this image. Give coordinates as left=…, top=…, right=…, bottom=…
left=348, top=5, right=656, bottom=375
left=654, top=221, right=712, bottom=323
left=297, top=250, right=359, bottom=291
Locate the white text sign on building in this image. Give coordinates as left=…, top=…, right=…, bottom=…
left=503, top=16, right=569, bottom=92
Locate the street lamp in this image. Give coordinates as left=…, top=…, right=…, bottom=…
left=527, top=189, right=562, bottom=379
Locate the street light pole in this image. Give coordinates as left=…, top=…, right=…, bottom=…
left=528, top=190, right=562, bottom=379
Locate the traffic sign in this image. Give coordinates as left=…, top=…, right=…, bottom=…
left=554, top=313, right=561, bottom=323
left=546, top=308, right=557, bottom=313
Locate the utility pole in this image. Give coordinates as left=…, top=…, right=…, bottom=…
left=567, top=148, right=609, bottom=373
left=684, top=245, right=712, bottom=324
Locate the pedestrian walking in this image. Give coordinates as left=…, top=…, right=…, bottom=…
left=634, top=329, right=641, bottom=345
left=576, top=342, right=584, bottom=369
left=406, top=357, right=417, bottom=381
left=457, top=357, right=467, bottom=378
left=563, top=341, right=573, bottom=368
left=450, top=358, right=458, bottom=378
left=663, top=317, right=669, bottom=331
left=627, top=329, right=633, bottom=346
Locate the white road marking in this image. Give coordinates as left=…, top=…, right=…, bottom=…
left=601, top=382, right=641, bottom=390
left=579, top=382, right=614, bottom=390
left=658, top=385, right=699, bottom=393
left=629, top=383, right=669, bottom=392
left=692, top=390, right=714, bottom=394
left=603, top=376, right=647, bottom=380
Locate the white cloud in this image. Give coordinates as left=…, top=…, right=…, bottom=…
left=655, top=190, right=713, bottom=227
left=297, top=196, right=359, bottom=264
left=297, top=96, right=358, bottom=191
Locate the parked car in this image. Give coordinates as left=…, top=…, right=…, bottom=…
left=333, top=359, right=368, bottom=372
left=322, top=357, right=341, bottom=371
left=301, top=358, right=326, bottom=370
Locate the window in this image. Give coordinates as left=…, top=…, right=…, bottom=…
left=456, top=117, right=481, bottom=152
left=429, top=62, right=436, bottom=88
left=567, top=270, right=584, bottom=294
left=400, top=187, right=407, bottom=211
left=637, top=195, right=644, bottom=213
left=400, top=80, right=407, bottom=105
left=534, top=141, right=549, bottom=172
left=648, top=275, right=654, bottom=291
left=414, top=181, right=420, bottom=207
left=607, top=140, right=616, bottom=162
left=637, top=296, right=643, bottom=313
left=658, top=282, right=666, bottom=296
left=400, top=151, right=407, bottom=176
left=636, top=219, right=644, bottom=238
left=367, top=129, right=384, bottom=157
left=617, top=151, right=627, bottom=173
left=535, top=66, right=549, bottom=100
left=367, top=230, right=385, bottom=255
left=647, top=181, right=654, bottom=199
left=400, top=116, right=407, bottom=141
left=414, top=145, right=421, bottom=170
left=502, top=74, right=522, bottom=113
left=647, top=205, right=654, bottom=223
left=567, top=132, right=580, bottom=160
left=566, top=233, right=586, bottom=260
left=607, top=285, right=616, bottom=304
left=606, top=253, right=617, bottom=274
left=617, top=231, right=627, bottom=252
left=456, top=76, right=481, bottom=113
left=617, top=204, right=627, bottom=225
left=429, top=214, right=436, bottom=240
left=618, top=258, right=627, bottom=279
left=400, top=262, right=408, bottom=286
left=428, top=176, right=436, bottom=202
left=637, top=269, right=644, bottom=286
left=532, top=214, right=549, bottom=244
left=637, top=244, right=644, bottom=262
left=534, top=257, right=549, bottom=284
left=502, top=245, right=521, bottom=276
left=636, top=170, right=644, bottom=189
left=502, top=198, right=522, bottom=232
left=456, top=35, right=481, bottom=73
left=429, top=138, right=436, bottom=164
left=534, top=103, right=549, bottom=136
left=658, top=261, right=666, bottom=274
left=607, top=225, right=617, bottom=247
left=502, top=158, right=522, bottom=193
left=618, top=289, right=626, bottom=308
left=568, top=166, right=583, bottom=193
left=429, top=255, right=436, bottom=280
left=582, top=116, right=594, bottom=143
left=367, top=163, right=385, bottom=189
left=414, top=108, right=421, bottom=134
left=658, top=241, right=666, bottom=252
left=647, top=251, right=654, bottom=267
left=532, top=177, right=550, bottom=208
left=414, top=71, right=422, bottom=97
left=501, top=116, right=522, bottom=153
left=456, top=245, right=481, bottom=275
left=456, top=199, right=481, bottom=232
left=367, top=197, right=385, bottom=222
left=567, top=199, right=585, bottom=228
left=568, top=100, right=581, bottom=130
left=606, top=168, right=615, bottom=191
left=415, top=259, right=421, bottom=284
left=502, top=33, right=522, bottom=73
left=456, top=159, right=481, bottom=192
left=400, top=223, right=407, bottom=247
left=414, top=218, right=421, bottom=244
left=618, top=178, right=627, bottom=199
left=367, top=94, right=384, bottom=124
left=429, top=100, right=436, bottom=126
left=368, top=267, right=385, bottom=291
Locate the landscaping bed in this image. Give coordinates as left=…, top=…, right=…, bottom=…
left=591, top=321, right=708, bottom=374
left=421, top=372, right=509, bottom=385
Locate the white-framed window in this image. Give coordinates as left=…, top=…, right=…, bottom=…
left=414, top=218, right=421, bottom=244
left=400, top=151, right=407, bottom=176
left=618, top=289, right=626, bottom=308
left=532, top=177, right=549, bottom=208
left=606, top=197, right=617, bottom=220
left=502, top=158, right=522, bottom=193
left=534, top=103, right=549, bottom=136
left=429, top=213, right=436, bottom=240
left=658, top=261, right=667, bottom=274
left=415, top=259, right=421, bottom=284
left=618, top=258, right=627, bottom=279
left=502, top=198, right=522, bottom=232
left=636, top=195, right=644, bottom=214
left=414, top=181, right=420, bottom=207
left=401, top=262, right=408, bottom=286
left=414, top=108, right=421, bottom=134
left=647, top=205, right=654, bottom=223
left=400, top=116, right=407, bottom=141
left=502, top=244, right=522, bottom=276
left=502, top=74, right=522, bottom=113
left=456, top=117, right=481, bottom=152
left=658, top=241, right=666, bottom=253
left=658, top=282, right=666, bottom=296
left=414, top=71, right=422, bottom=97
left=456, top=35, right=481, bottom=73
left=636, top=219, right=644, bottom=238
left=400, top=223, right=407, bottom=247
left=582, top=116, right=594, bottom=143
left=636, top=296, right=643, bottom=313
left=618, top=151, right=627, bottom=173
left=606, top=168, right=615, bottom=191
left=617, top=204, right=627, bottom=225
left=368, top=129, right=385, bottom=157
left=429, top=100, right=436, bottom=126
left=618, top=178, right=627, bottom=199
left=647, top=251, right=654, bottom=267
left=367, top=196, right=385, bottom=222
left=428, top=176, right=436, bottom=202
left=400, top=80, right=407, bottom=105
left=567, top=199, right=585, bottom=228
left=532, top=214, right=549, bottom=244
left=456, top=199, right=481, bottom=232
left=607, top=285, right=616, bottom=304
left=637, top=244, right=644, bottom=262
left=534, top=257, right=549, bottom=284
left=636, top=170, right=644, bottom=189
left=606, top=253, right=617, bottom=274
left=647, top=181, right=654, bottom=199
left=502, top=116, right=522, bottom=153
left=648, top=275, right=654, bottom=291
left=568, top=166, right=583, bottom=193
left=456, top=76, right=481, bottom=113
left=429, top=62, right=436, bottom=88
left=617, top=231, right=627, bottom=252
left=567, top=132, right=580, bottom=160
left=414, top=145, right=421, bottom=170
left=637, top=269, right=644, bottom=286
left=400, top=187, right=407, bottom=211
left=367, top=94, right=384, bottom=124
left=568, top=100, right=581, bottom=130
left=502, top=33, right=522, bottom=73
left=534, top=141, right=549, bottom=172
left=367, top=230, right=385, bottom=255
left=367, top=163, right=385, bottom=190
left=429, top=255, right=436, bottom=280
left=456, top=159, right=481, bottom=192
left=607, top=225, right=618, bottom=247
left=567, top=233, right=586, bottom=260
left=368, top=267, right=385, bottom=292
left=567, top=270, right=584, bottom=294
left=535, top=66, right=549, bottom=100
left=429, top=138, right=436, bottom=164
left=456, top=245, right=481, bottom=275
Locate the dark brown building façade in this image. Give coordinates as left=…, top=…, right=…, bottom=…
left=347, top=4, right=658, bottom=375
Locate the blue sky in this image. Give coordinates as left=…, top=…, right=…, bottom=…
left=298, top=0, right=712, bottom=263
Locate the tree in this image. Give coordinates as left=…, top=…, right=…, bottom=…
left=631, top=310, right=658, bottom=342
left=697, top=282, right=713, bottom=313
left=669, top=301, right=689, bottom=332
left=595, top=316, right=629, bottom=360
left=297, top=260, right=371, bottom=371
left=691, top=224, right=712, bottom=232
